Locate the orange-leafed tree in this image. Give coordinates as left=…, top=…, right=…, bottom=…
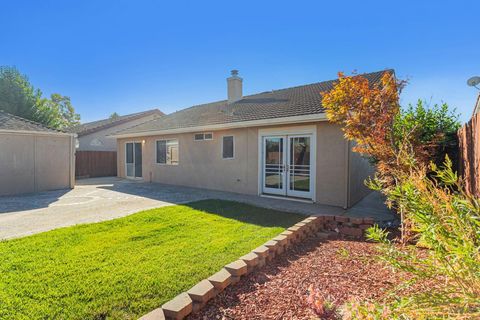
left=322, top=71, right=416, bottom=184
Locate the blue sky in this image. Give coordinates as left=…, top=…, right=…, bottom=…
left=1, top=0, right=479, bottom=123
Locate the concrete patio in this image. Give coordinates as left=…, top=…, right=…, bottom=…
left=0, top=177, right=397, bottom=240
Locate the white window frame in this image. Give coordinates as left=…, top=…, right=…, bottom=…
left=221, top=135, right=235, bottom=160
left=194, top=132, right=213, bottom=141
left=155, top=139, right=179, bottom=165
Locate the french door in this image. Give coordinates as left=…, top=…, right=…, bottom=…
left=262, top=135, right=313, bottom=199
left=125, top=142, right=142, bottom=179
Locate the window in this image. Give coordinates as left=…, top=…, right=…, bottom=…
left=194, top=132, right=213, bottom=141
left=156, top=139, right=179, bottom=165
left=222, top=136, right=234, bottom=159
left=90, top=138, right=103, bottom=146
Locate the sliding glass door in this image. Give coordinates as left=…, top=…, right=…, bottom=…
left=125, top=142, right=142, bottom=178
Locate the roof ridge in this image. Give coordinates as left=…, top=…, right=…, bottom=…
left=166, top=69, right=393, bottom=114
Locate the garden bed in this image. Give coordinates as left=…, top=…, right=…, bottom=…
left=190, top=236, right=411, bottom=320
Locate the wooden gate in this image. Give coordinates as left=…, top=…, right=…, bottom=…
left=458, top=113, right=480, bottom=197
left=75, top=151, right=117, bottom=178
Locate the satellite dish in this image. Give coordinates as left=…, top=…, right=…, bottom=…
left=467, top=76, right=480, bottom=87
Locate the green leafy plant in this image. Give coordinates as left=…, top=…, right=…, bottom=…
left=345, top=158, right=480, bottom=319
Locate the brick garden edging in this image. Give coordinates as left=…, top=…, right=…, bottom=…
left=139, top=215, right=374, bottom=320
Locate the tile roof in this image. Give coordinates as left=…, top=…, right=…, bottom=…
left=0, top=110, right=65, bottom=133
left=115, top=70, right=393, bottom=136
left=69, top=109, right=164, bottom=137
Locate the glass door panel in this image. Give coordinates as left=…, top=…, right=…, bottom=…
left=126, top=142, right=134, bottom=177
left=134, top=142, right=142, bottom=178
left=287, top=136, right=312, bottom=198
left=126, top=142, right=142, bottom=179
left=263, top=137, right=286, bottom=195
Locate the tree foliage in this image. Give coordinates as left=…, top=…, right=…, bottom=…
left=109, top=112, right=120, bottom=119
left=322, top=71, right=478, bottom=319
left=0, top=66, right=80, bottom=129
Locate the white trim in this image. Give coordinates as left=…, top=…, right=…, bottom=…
left=155, top=138, right=179, bottom=165
left=221, top=135, right=235, bottom=160
left=0, top=129, right=76, bottom=137
left=111, top=113, right=327, bottom=138
left=194, top=132, right=213, bottom=141
left=257, top=125, right=317, bottom=202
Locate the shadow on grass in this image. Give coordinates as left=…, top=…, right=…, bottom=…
left=183, top=199, right=305, bottom=228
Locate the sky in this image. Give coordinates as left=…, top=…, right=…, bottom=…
left=1, top=0, right=479, bottom=123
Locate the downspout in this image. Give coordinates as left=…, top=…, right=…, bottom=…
left=343, top=139, right=350, bottom=209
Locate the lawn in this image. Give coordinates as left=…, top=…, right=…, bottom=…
left=0, top=200, right=302, bottom=320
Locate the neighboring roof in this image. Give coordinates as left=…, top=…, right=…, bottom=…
left=0, top=110, right=66, bottom=134
left=115, top=70, right=392, bottom=137
left=70, top=109, right=164, bottom=137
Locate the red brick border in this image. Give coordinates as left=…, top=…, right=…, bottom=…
left=139, top=215, right=374, bottom=320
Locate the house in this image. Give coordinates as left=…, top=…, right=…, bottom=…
left=111, top=70, right=390, bottom=208
left=69, top=109, right=164, bottom=178
left=0, top=110, right=76, bottom=196
left=70, top=109, right=164, bottom=152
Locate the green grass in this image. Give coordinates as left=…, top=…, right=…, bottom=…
left=0, top=200, right=302, bottom=320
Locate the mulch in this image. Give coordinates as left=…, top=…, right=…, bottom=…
left=189, top=235, right=411, bottom=320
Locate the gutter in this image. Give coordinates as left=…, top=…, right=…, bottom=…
left=0, top=129, right=76, bottom=137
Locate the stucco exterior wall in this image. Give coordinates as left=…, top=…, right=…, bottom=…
left=117, top=122, right=351, bottom=207
left=78, top=114, right=159, bottom=151
left=0, top=133, right=74, bottom=196
left=347, top=143, right=375, bottom=206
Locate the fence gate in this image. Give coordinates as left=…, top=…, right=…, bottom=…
left=75, top=151, right=117, bottom=178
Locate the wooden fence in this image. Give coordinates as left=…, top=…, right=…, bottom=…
left=75, top=151, right=117, bottom=178
left=458, top=113, right=480, bottom=197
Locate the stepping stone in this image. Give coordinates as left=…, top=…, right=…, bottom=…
left=139, top=308, right=165, bottom=320
left=334, top=216, right=349, bottom=223
left=224, top=260, right=247, bottom=277
left=272, top=235, right=288, bottom=247
left=349, top=217, right=364, bottom=225
left=363, top=217, right=375, bottom=224
left=240, top=252, right=259, bottom=268
left=162, top=292, right=192, bottom=320
left=252, top=245, right=269, bottom=258
left=208, top=268, right=232, bottom=292
left=187, top=279, right=215, bottom=304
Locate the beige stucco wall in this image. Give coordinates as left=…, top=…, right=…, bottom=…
left=117, top=122, right=353, bottom=207
left=78, top=114, right=160, bottom=152
left=0, top=132, right=74, bottom=196
left=347, top=144, right=375, bottom=206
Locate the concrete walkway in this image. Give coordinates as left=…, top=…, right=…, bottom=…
left=0, top=177, right=396, bottom=240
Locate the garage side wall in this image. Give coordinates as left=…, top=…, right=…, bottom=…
left=0, top=133, right=74, bottom=196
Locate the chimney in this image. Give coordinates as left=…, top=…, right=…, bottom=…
left=227, top=69, right=243, bottom=103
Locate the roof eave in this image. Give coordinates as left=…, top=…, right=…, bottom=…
left=0, top=129, right=77, bottom=137
left=110, top=113, right=328, bottom=139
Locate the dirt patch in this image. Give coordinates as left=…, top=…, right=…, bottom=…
left=189, top=236, right=409, bottom=320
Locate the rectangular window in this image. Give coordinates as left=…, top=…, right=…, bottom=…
left=156, top=139, right=179, bottom=165
left=222, top=136, right=234, bottom=159
left=194, top=132, right=213, bottom=141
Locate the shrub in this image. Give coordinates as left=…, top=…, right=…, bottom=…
left=345, top=157, right=480, bottom=319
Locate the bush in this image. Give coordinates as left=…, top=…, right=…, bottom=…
left=344, top=157, right=480, bottom=319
